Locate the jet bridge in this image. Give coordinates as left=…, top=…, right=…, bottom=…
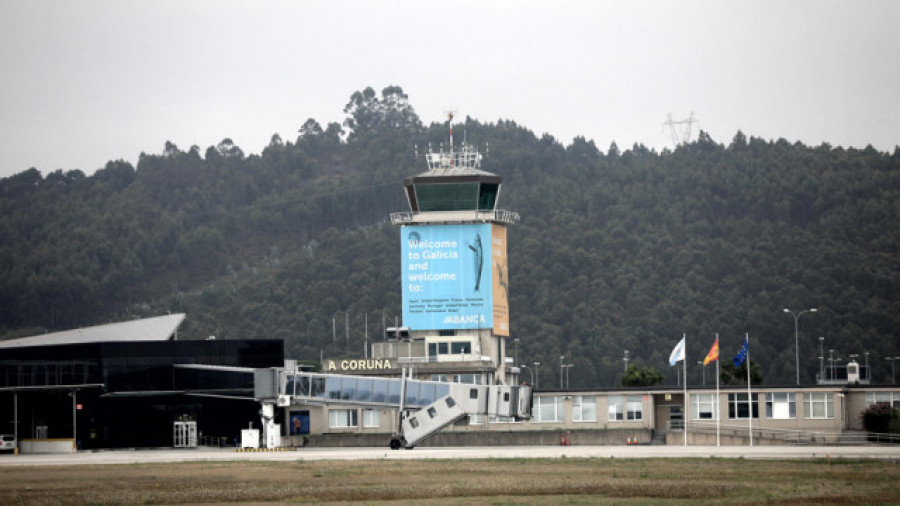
left=254, top=367, right=532, bottom=449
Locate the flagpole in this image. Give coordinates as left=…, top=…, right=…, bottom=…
left=716, top=334, right=720, bottom=447
left=683, top=333, right=688, bottom=447
left=746, top=332, right=753, bottom=447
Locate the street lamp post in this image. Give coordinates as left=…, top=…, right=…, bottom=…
left=698, top=361, right=706, bottom=386
left=818, top=337, right=825, bottom=383
left=864, top=352, right=870, bottom=382
left=559, top=355, right=565, bottom=390
left=887, top=357, right=897, bottom=384
left=520, top=364, right=533, bottom=385
left=533, top=362, right=541, bottom=390
left=623, top=350, right=629, bottom=372
left=784, top=307, right=817, bottom=385
left=563, top=364, right=574, bottom=390
left=513, top=338, right=519, bottom=366
left=829, top=349, right=835, bottom=380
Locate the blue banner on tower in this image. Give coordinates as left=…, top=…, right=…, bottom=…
left=401, top=224, right=493, bottom=331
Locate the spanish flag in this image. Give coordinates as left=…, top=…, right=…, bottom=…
left=703, top=337, right=719, bottom=365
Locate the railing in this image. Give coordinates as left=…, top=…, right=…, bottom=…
left=425, top=147, right=482, bottom=170
left=667, top=420, right=900, bottom=445
left=390, top=209, right=520, bottom=225
left=372, top=341, right=426, bottom=361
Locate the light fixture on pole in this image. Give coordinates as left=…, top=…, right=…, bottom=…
left=520, top=364, right=533, bottom=385
left=562, top=364, right=574, bottom=390
left=784, top=307, right=817, bottom=385
left=623, top=350, right=629, bottom=372
left=533, top=362, right=541, bottom=390
left=818, top=337, right=825, bottom=383
left=559, top=355, right=565, bottom=390
left=887, top=357, right=897, bottom=385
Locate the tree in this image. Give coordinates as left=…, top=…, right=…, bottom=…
left=342, top=85, right=421, bottom=140
left=299, top=118, right=323, bottom=137
left=215, top=138, right=244, bottom=159
left=720, top=359, right=763, bottom=386
left=620, top=364, right=664, bottom=387
left=860, top=403, right=900, bottom=434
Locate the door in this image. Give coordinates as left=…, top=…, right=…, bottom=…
left=669, top=406, right=683, bottom=430
left=290, top=411, right=310, bottom=435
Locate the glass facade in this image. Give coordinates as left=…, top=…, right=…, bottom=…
left=415, top=183, right=479, bottom=211
left=283, top=373, right=451, bottom=408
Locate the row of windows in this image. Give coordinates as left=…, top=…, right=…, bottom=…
left=328, top=409, right=380, bottom=429
left=866, top=392, right=900, bottom=408
left=534, top=393, right=840, bottom=424
left=328, top=391, right=889, bottom=428
left=691, top=392, right=835, bottom=420
left=532, top=396, right=645, bottom=423
left=427, top=341, right=474, bottom=361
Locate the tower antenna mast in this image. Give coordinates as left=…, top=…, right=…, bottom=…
left=663, top=112, right=699, bottom=147
left=447, top=112, right=455, bottom=166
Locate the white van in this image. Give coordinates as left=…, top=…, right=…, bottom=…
left=0, top=434, right=16, bottom=452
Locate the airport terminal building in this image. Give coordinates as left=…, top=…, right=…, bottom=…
left=0, top=314, right=896, bottom=452
left=2, top=134, right=896, bottom=452
left=0, top=314, right=283, bottom=450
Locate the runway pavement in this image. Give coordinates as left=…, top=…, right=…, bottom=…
left=1, top=444, right=898, bottom=466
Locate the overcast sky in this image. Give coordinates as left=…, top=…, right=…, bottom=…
left=1, top=0, right=898, bottom=179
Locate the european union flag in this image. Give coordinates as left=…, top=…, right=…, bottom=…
left=733, top=339, right=749, bottom=367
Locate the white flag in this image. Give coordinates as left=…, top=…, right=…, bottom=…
left=669, top=336, right=685, bottom=366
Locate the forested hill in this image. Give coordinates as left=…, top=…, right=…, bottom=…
left=1, top=86, right=897, bottom=388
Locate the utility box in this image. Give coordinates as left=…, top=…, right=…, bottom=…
left=847, top=360, right=860, bottom=384
left=241, top=429, right=260, bottom=449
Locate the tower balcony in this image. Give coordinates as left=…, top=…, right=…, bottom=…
left=390, top=209, right=520, bottom=226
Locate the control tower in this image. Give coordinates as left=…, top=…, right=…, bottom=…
left=382, top=114, right=520, bottom=386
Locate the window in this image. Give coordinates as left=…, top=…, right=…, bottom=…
left=572, top=395, right=597, bottom=422
left=805, top=392, right=834, bottom=419
left=533, top=395, right=564, bottom=423
left=608, top=396, right=624, bottom=421
left=455, top=374, right=482, bottom=384
left=608, top=395, right=642, bottom=422
left=451, top=342, right=472, bottom=354
left=328, top=409, right=358, bottom=429
left=626, top=396, right=643, bottom=420
left=362, top=409, right=379, bottom=428
left=728, top=393, right=759, bottom=419
left=416, top=182, right=479, bottom=211
left=691, top=393, right=718, bottom=420
left=865, top=392, right=900, bottom=408
left=765, top=393, right=796, bottom=419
